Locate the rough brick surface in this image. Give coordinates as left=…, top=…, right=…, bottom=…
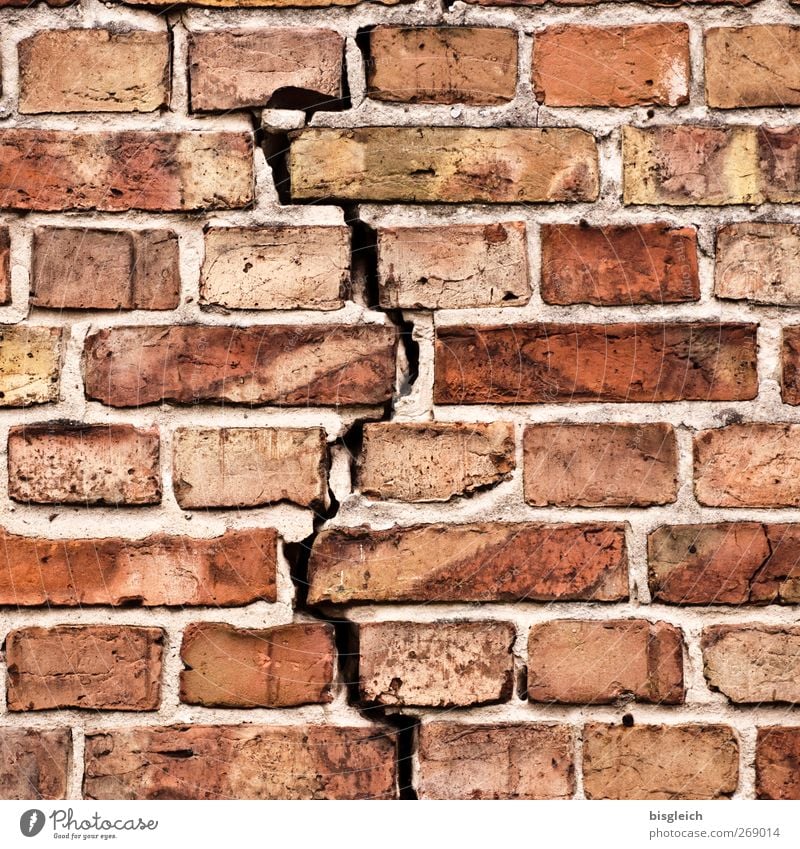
left=367, top=26, right=517, bottom=105
left=781, top=327, right=800, bottom=404
left=0, top=130, right=253, bottom=211
left=528, top=620, right=684, bottom=704
left=19, top=29, right=169, bottom=114
left=649, top=523, right=800, bottom=605
left=694, top=424, right=800, bottom=507
left=417, top=723, right=574, bottom=799
left=377, top=222, right=529, bottom=309
left=180, top=622, right=335, bottom=707
left=84, top=725, right=397, bottom=800
left=8, top=424, right=161, bottom=505
left=0, top=326, right=63, bottom=406
left=533, top=24, right=689, bottom=107
left=523, top=423, right=678, bottom=507
left=0, top=729, right=71, bottom=800
left=540, top=223, right=699, bottom=305
left=289, top=127, right=599, bottom=202
left=702, top=625, right=800, bottom=704
left=308, top=522, right=628, bottom=604
left=435, top=323, right=757, bottom=404
left=358, top=620, right=515, bottom=707
left=583, top=724, right=739, bottom=800
left=172, top=427, right=327, bottom=509
left=189, top=28, right=343, bottom=112
left=756, top=728, right=800, bottom=799
left=6, top=625, right=163, bottom=711
left=32, top=228, right=180, bottom=310
left=0, top=527, right=277, bottom=607
left=358, top=421, right=515, bottom=501
left=83, top=325, right=397, bottom=407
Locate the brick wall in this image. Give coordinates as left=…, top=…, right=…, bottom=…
left=1, top=0, right=800, bottom=802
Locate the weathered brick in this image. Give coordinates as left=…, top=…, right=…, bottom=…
left=0, top=326, right=63, bottom=406
left=715, top=223, right=800, bottom=305
left=358, top=422, right=515, bottom=502
left=583, top=724, right=739, bottom=800
left=0, top=527, right=277, bottom=607
left=189, top=28, right=343, bottom=112
left=8, top=423, right=161, bottom=505
left=782, top=327, right=800, bottom=404
left=308, top=522, right=628, bottom=604
left=702, top=625, right=800, bottom=704
left=540, top=223, right=699, bottom=305
left=523, top=423, right=678, bottom=507
left=172, top=427, right=327, bottom=509
left=649, top=523, right=800, bottom=605
left=19, top=29, right=169, bottom=114
left=289, top=127, right=599, bottom=203
left=6, top=625, right=163, bottom=711
left=623, top=126, right=760, bottom=206
left=0, top=227, right=10, bottom=305
left=84, top=725, right=397, bottom=800
left=528, top=620, right=684, bottom=704
left=366, top=26, right=517, bottom=105
left=417, top=722, right=574, bottom=799
left=120, top=0, right=401, bottom=6
left=83, top=324, right=396, bottom=407
left=758, top=127, right=800, bottom=203
left=533, top=24, right=689, bottom=107
left=0, top=130, right=253, bottom=211
left=756, top=727, right=800, bottom=799
left=180, top=622, right=335, bottom=707
left=0, top=729, right=71, bottom=800
left=694, top=424, right=800, bottom=508
left=706, top=26, right=800, bottom=108
left=200, top=226, right=348, bottom=310
left=377, top=222, right=529, bottom=309
left=435, top=323, right=757, bottom=404
left=32, top=228, right=180, bottom=310
left=358, top=620, right=515, bottom=707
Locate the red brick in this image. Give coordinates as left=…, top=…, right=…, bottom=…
left=648, top=523, right=800, bottom=605
left=6, top=625, right=163, bottom=711
left=0, top=527, right=277, bottom=607
left=540, top=223, right=699, bottom=305
left=32, top=228, right=180, bottom=310
left=523, top=423, right=678, bottom=507
left=583, top=724, right=739, bottom=800
left=0, top=729, right=71, bottom=800
left=694, top=424, right=800, bottom=508
left=358, top=620, right=515, bottom=708
left=756, top=727, right=800, bottom=799
left=715, top=223, right=800, bottom=305
left=0, top=326, right=63, bottom=406
left=180, top=622, right=335, bottom=707
left=173, top=427, right=327, bottom=510
left=366, top=26, right=517, bottom=105
left=189, top=28, right=343, bottom=112
left=706, top=27, right=800, bottom=108
left=782, top=327, right=800, bottom=404
left=83, top=324, right=397, bottom=407
left=533, top=24, right=689, bottom=107
left=435, top=323, right=757, bottom=404
left=528, top=619, right=684, bottom=705
left=84, top=725, right=397, bottom=800
left=702, top=625, right=800, bottom=704
left=358, top=422, right=515, bottom=502
left=377, top=222, right=530, bottom=309
left=8, top=423, right=161, bottom=505
left=19, top=29, right=169, bottom=114
left=200, top=226, right=348, bottom=310
left=289, top=127, right=598, bottom=203
left=0, top=130, right=253, bottom=211
left=308, top=522, right=628, bottom=604
left=417, top=722, right=573, bottom=799
left=757, top=127, right=800, bottom=203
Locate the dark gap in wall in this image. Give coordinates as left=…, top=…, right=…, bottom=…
left=260, top=128, right=293, bottom=205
